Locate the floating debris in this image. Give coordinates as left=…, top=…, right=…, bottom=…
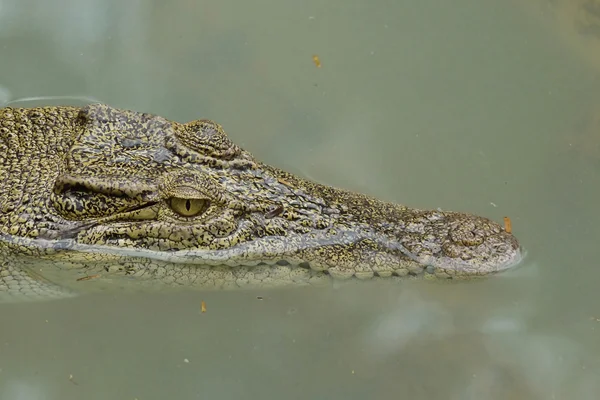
left=503, top=216, right=512, bottom=234
left=312, top=55, right=322, bottom=68
left=76, top=274, right=100, bottom=282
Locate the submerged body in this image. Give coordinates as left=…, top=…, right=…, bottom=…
left=0, top=104, right=521, bottom=301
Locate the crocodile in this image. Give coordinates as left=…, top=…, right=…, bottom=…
left=0, top=104, right=521, bottom=301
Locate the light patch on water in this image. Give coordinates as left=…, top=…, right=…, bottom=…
left=480, top=333, right=600, bottom=399
left=360, top=289, right=455, bottom=358
left=479, top=316, right=525, bottom=334
left=0, top=379, right=54, bottom=400
left=0, top=86, right=10, bottom=106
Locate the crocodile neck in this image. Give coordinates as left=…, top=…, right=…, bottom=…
left=0, top=107, right=79, bottom=215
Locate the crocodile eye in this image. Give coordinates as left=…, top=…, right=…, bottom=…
left=169, top=198, right=209, bottom=217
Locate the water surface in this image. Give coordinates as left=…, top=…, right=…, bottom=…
left=1, top=0, right=599, bottom=399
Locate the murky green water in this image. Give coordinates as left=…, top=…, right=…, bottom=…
left=1, top=0, right=599, bottom=399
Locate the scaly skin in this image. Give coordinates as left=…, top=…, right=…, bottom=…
left=0, top=104, right=521, bottom=301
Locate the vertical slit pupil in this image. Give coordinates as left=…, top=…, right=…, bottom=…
left=186, top=199, right=192, bottom=211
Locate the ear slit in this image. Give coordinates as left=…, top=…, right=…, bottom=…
left=53, top=174, right=157, bottom=201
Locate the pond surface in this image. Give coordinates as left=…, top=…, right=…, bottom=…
left=0, top=0, right=599, bottom=399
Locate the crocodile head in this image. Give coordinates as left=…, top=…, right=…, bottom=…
left=2, top=104, right=522, bottom=291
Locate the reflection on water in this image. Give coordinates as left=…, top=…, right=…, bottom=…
left=1, top=0, right=600, bottom=399
left=1, top=278, right=598, bottom=399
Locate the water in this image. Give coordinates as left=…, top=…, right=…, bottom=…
left=0, top=0, right=599, bottom=398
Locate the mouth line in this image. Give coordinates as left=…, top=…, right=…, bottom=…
left=67, top=242, right=523, bottom=280
left=3, top=235, right=523, bottom=281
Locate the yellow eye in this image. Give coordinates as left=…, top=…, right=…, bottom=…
left=169, top=198, right=209, bottom=217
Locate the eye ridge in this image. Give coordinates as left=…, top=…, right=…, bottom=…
left=168, top=197, right=209, bottom=217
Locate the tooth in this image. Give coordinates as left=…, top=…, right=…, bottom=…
left=327, top=266, right=354, bottom=280
left=354, top=271, right=374, bottom=280
left=309, top=262, right=327, bottom=272
left=408, top=264, right=424, bottom=274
